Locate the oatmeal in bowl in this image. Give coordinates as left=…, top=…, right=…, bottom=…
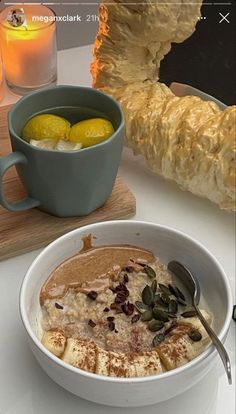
left=40, top=236, right=212, bottom=378
left=20, top=221, right=232, bottom=406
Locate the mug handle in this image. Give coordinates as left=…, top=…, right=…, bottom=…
left=0, top=152, right=40, bottom=212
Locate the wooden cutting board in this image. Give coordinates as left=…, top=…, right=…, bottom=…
left=0, top=104, right=136, bottom=261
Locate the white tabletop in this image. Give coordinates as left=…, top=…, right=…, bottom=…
left=0, top=45, right=235, bottom=414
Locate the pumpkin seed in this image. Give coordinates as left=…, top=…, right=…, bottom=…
left=151, top=279, right=157, bottom=293
left=136, top=260, right=146, bottom=267
left=161, top=292, right=171, bottom=305
left=154, top=294, right=168, bottom=307
left=142, top=285, right=154, bottom=306
left=164, top=320, right=178, bottom=335
left=177, top=298, right=187, bottom=307
left=148, top=319, right=164, bottom=332
left=176, top=287, right=186, bottom=301
left=168, top=284, right=179, bottom=298
left=153, top=307, right=169, bottom=322
left=167, top=313, right=177, bottom=319
left=188, top=329, right=202, bottom=342
left=141, top=310, right=153, bottom=321
left=181, top=310, right=197, bottom=318
left=158, top=283, right=171, bottom=295
left=168, top=299, right=178, bottom=314
left=144, top=265, right=156, bottom=279
left=152, top=333, right=165, bottom=347
left=134, top=301, right=150, bottom=314
left=168, top=284, right=186, bottom=301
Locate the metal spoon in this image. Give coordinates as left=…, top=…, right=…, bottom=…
left=168, top=260, right=232, bottom=385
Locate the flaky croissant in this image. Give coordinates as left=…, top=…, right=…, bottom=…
left=91, top=0, right=236, bottom=211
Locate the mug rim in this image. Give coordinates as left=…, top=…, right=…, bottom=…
left=8, top=85, right=125, bottom=154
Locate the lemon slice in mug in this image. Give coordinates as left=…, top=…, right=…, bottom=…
left=30, top=139, right=82, bottom=152
left=22, top=114, right=71, bottom=142
left=30, top=139, right=56, bottom=150
left=69, top=118, right=114, bottom=148
left=55, top=140, right=82, bottom=151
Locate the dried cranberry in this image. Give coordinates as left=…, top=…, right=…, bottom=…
left=115, top=283, right=128, bottom=293
left=125, top=266, right=134, bottom=273
left=55, top=302, right=63, bottom=310
left=127, top=302, right=134, bottom=313
left=117, top=290, right=128, bottom=298
left=108, top=321, right=115, bottom=331
left=131, top=314, right=141, bottom=323
left=88, top=319, right=96, bottom=328
left=107, top=316, right=115, bottom=322
left=110, top=303, right=122, bottom=313
left=87, top=291, right=98, bottom=300
left=123, top=274, right=129, bottom=284
left=121, top=302, right=134, bottom=316
left=115, top=293, right=127, bottom=304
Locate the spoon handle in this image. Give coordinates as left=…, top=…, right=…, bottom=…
left=193, top=304, right=232, bottom=385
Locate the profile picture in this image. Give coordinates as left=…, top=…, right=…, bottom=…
left=7, top=8, right=25, bottom=27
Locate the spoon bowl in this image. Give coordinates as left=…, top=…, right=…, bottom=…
left=168, top=260, right=232, bottom=385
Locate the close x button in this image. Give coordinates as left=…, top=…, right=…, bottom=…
left=219, top=12, right=230, bottom=24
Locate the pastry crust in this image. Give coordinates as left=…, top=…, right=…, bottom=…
left=92, top=0, right=202, bottom=88
left=91, top=1, right=236, bottom=211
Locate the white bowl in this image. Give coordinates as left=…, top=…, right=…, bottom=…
left=19, top=221, right=233, bottom=407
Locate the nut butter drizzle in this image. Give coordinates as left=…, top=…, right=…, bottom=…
left=40, top=235, right=155, bottom=305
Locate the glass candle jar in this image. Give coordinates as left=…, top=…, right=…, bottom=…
left=0, top=5, right=57, bottom=95
left=0, top=57, right=3, bottom=102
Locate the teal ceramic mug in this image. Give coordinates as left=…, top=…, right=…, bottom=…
left=0, top=86, right=124, bottom=217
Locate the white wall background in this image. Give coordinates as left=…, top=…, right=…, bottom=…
left=50, top=4, right=99, bottom=49
left=0, top=1, right=99, bottom=50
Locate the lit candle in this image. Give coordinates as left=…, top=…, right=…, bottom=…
left=0, top=5, right=57, bottom=95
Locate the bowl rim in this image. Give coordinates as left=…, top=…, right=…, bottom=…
left=8, top=85, right=125, bottom=155
left=19, top=220, right=233, bottom=383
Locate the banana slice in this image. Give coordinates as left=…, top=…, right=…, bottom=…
left=109, top=351, right=136, bottom=377
left=131, top=351, right=163, bottom=377
left=109, top=351, right=163, bottom=377
left=62, top=337, right=96, bottom=373
left=96, top=347, right=110, bottom=376
left=179, top=309, right=212, bottom=341
left=157, top=335, right=190, bottom=370
left=178, top=309, right=212, bottom=357
left=157, top=309, right=212, bottom=370
left=42, top=329, right=67, bottom=357
left=55, top=140, right=82, bottom=151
